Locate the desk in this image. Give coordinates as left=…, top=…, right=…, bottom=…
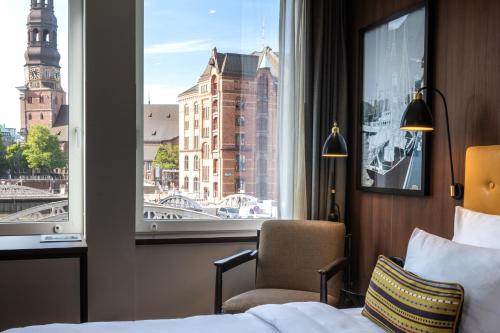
left=0, top=236, right=88, bottom=323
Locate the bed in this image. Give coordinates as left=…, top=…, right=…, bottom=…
left=3, top=145, right=499, bottom=333
left=2, top=303, right=384, bottom=333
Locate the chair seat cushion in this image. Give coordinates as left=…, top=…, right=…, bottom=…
left=222, top=288, right=338, bottom=314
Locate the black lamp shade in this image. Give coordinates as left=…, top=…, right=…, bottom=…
left=400, top=97, right=434, bottom=131
left=322, top=128, right=348, bottom=158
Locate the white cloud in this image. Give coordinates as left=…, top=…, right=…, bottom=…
left=209, top=9, right=216, bottom=14
left=144, top=39, right=213, bottom=55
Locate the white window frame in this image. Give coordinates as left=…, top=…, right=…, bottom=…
left=0, top=0, right=85, bottom=236
left=136, top=0, right=267, bottom=236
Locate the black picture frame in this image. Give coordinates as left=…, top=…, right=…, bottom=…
left=357, top=1, right=431, bottom=196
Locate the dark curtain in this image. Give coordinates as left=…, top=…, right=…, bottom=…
left=304, top=0, right=348, bottom=221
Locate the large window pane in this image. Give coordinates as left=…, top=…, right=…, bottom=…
left=142, top=0, right=279, bottom=223
left=0, top=0, right=83, bottom=234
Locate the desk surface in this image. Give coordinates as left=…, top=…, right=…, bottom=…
left=0, top=235, right=87, bottom=257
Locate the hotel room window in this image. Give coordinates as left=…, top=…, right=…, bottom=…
left=139, top=0, right=279, bottom=232
left=193, top=155, right=199, bottom=170
left=0, top=0, right=84, bottom=236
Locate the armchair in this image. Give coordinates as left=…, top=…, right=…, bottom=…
left=213, top=220, right=346, bottom=314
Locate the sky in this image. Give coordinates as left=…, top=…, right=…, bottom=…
left=144, top=0, right=279, bottom=104
left=0, top=0, right=279, bottom=130
left=0, top=0, right=68, bottom=130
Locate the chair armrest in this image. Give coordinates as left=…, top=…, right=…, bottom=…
left=318, top=257, right=348, bottom=304
left=213, top=249, right=258, bottom=314
left=388, top=256, right=405, bottom=267
left=214, top=249, right=258, bottom=273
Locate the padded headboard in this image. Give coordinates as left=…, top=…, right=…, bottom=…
left=464, top=145, right=500, bottom=215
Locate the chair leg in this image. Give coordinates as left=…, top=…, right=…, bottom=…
left=214, top=266, right=223, bottom=314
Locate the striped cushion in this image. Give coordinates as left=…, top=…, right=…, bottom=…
left=362, top=255, right=464, bottom=333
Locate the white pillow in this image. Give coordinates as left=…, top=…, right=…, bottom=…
left=405, top=228, right=500, bottom=333
left=453, top=206, right=500, bottom=249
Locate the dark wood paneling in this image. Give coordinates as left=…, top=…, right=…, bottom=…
left=347, top=0, right=500, bottom=291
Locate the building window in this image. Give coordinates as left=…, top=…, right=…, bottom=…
left=184, top=155, right=189, bottom=170
left=213, top=182, right=218, bottom=197
left=1, top=0, right=84, bottom=236
left=258, top=135, right=267, bottom=149
left=193, top=177, right=199, bottom=192
left=194, top=102, right=199, bottom=114
left=194, top=155, right=199, bottom=170
left=211, top=75, right=218, bottom=95
left=213, top=159, right=219, bottom=174
left=202, top=143, right=209, bottom=159
left=184, top=176, right=189, bottom=190
left=202, top=166, right=209, bottom=182
left=235, top=97, right=245, bottom=110
left=213, top=117, right=218, bottom=130
left=194, top=119, right=199, bottom=129
left=202, top=127, right=210, bottom=138
left=235, top=177, right=245, bottom=193
left=194, top=135, right=199, bottom=149
left=235, top=154, right=246, bottom=171
left=257, top=117, right=268, bottom=131
left=212, top=135, right=218, bottom=150
left=235, top=133, right=245, bottom=147
left=184, top=120, right=189, bottom=130
left=203, top=106, right=210, bottom=120
left=184, top=136, right=189, bottom=150
left=236, top=116, right=245, bottom=127
left=184, top=104, right=189, bottom=115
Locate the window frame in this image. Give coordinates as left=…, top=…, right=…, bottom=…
left=136, top=0, right=273, bottom=235
left=0, top=0, right=85, bottom=236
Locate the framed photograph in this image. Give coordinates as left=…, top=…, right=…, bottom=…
left=358, top=1, right=430, bottom=196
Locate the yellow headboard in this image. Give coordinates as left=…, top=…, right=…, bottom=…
left=464, top=145, right=500, bottom=215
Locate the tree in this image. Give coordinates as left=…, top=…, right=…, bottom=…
left=153, top=143, right=179, bottom=170
left=0, top=134, right=7, bottom=175
left=6, top=143, right=28, bottom=174
left=23, top=125, right=66, bottom=172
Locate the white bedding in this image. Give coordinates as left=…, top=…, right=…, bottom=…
left=3, top=302, right=383, bottom=333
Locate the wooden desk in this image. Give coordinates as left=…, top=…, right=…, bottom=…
left=0, top=236, right=88, bottom=323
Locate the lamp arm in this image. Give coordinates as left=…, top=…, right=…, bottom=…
left=416, top=86, right=456, bottom=186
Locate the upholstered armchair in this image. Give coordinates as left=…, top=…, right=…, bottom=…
left=213, top=220, right=347, bottom=314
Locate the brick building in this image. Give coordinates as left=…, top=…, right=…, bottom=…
left=17, top=0, right=68, bottom=155
left=178, top=47, right=279, bottom=202
left=143, top=104, right=179, bottom=188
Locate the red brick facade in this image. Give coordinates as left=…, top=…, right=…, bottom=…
left=178, top=47, right=278, bottom=203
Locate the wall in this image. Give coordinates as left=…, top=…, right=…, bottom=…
left=135, top=243, right=256, bottom=319
left=347, top=0, right=500, bottom=291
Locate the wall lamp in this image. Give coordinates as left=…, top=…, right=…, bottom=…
left=322, top=122, right=348, bottom=222
left=400, top=87, right=464, bottom=200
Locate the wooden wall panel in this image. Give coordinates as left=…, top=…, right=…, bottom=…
left=347, top=0, right=500, bottom=290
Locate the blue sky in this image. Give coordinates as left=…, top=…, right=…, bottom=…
left=144, top=0, right=279, bottom=104
left=0, top=0, right=279, bottom=130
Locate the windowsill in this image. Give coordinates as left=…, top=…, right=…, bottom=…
left=0, top=235, right=87, bottom=255
left=136, top=218, right=264, bottom=244
left=136, top=231, right=257, bottom=245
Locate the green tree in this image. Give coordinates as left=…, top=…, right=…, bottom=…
left=153, top=143, right=179, bottom=170
left=0, top=134, right=7, bottom=175
left=6, top=143, right=28, bottom=174
left=23, top=125, right=66, bottom=172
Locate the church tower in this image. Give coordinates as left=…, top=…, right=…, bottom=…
left=19, top=0, right=66, bottom=134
